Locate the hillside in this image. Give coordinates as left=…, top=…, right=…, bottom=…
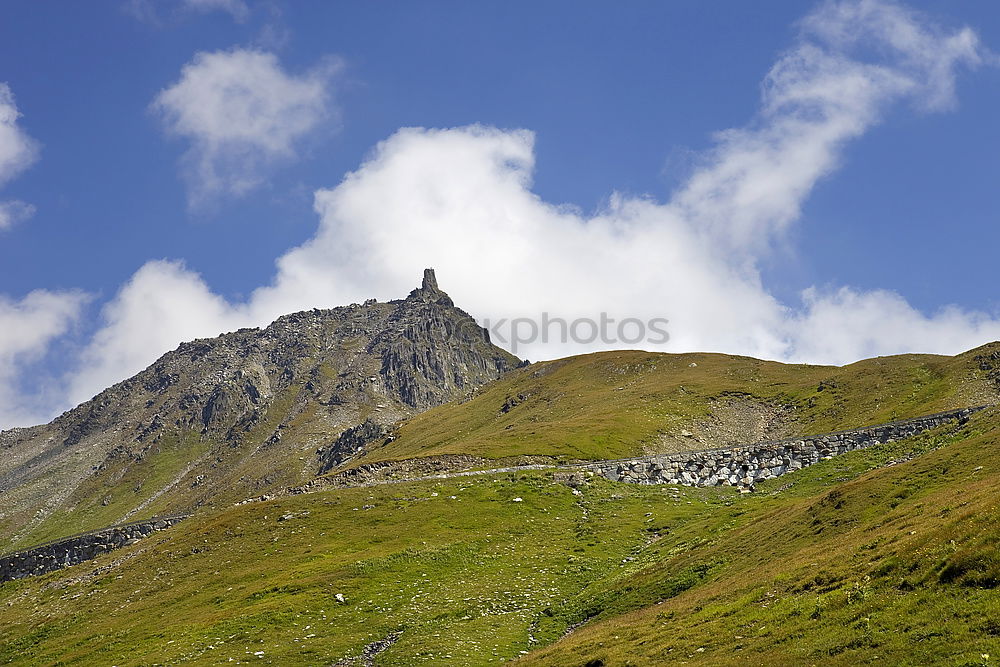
left=339, top=344, right=1000, bottom=470
left=2, top=276, right=999, bottom=665
left=0, top=402, right=995, bottom=664
left=0, top=269, right=520, bottom=551
left=520, top=406, right=1000, bottom=666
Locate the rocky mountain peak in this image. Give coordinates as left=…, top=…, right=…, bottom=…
left=0, top=270, right=521, bottom=549
left=422, top=267, right=439, bottom=292
left=406, top=267, right=453, bottom=307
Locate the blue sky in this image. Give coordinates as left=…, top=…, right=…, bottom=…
left=0, top=0, right=999, bottom=427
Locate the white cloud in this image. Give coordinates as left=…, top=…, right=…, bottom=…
left=126, top=0, right=249, bottom=24
left=0, top=83, right=39, bottom=231
left=257, top=126, right=793, bottom=359
left=0, top=84, right=38, bottom=184
left=240, top=0, right=996, bottom=366
left=181, top=0, right=249, bottom=22
left=788, top=287, right=1000, bottom=363
left=802, top=0, right=985, bottom=111
left=152, top=48, right=339, bottom=207
left=672, top=0, right=984, bottom=254
left=0, top=290, right=88, bottom=427
left=0, top=200, right=35, bottom=230
left=0, top=85, right=66, bottom=427
left=4, top=0, right=1000, bottom=429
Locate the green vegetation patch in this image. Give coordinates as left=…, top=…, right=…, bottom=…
left=0, top=470, right=714, bottom=665
left=518, top=410, right=1000, bottom=666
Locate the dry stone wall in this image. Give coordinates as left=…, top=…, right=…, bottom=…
left=0, top=515, right=187, bottom=583
left=580, top=407, right=983, bottom=491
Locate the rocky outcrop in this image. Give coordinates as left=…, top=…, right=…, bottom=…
left=0, top=516, right=187, bottom=583
left=319, top=419, right=395, bottom=473
left=374, top=269, right=513, bottom=410
left=583, top=406, right=984, bottom=490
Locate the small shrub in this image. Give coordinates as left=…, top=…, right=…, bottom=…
left=871, top=556, right=902, bottom=578
left=938, top=549, right=1000, bottom=588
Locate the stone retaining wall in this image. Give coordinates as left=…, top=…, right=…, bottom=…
left=580, top=407, right=984, bottom=491
left=0, top=515, right=188, bottom=583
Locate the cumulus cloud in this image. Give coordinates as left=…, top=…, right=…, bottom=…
left=0, top=83, right=39, bottom=232
left=0, top=84, right=37, bottom=184
left=5, top=0, right=1000, bottom=428
left=0, top=290, right=88, bottom=427
left=152, top=48, right=339, bottom=206
left=259, top=126, right=794, bottom=357
left=788, top=287, right=1000, bottom=363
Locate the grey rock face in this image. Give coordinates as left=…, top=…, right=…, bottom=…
left=421, top=267, right=440, bottom=292
left=319, top=418, right=394, bottom=473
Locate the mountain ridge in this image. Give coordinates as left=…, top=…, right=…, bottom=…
left=0, top=269, right=521, bottom=550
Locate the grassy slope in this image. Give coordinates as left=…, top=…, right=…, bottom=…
left=1, top=410, right=998, bottom=665
left=0, top=470, right=712, bottom=665
left=2, top=379, right=346, bottom=552
left=344, top=345, right=998, bottom=468
left=3, top=431, right=213, bottom=550
left=519, top=409, right=1000, bottom=666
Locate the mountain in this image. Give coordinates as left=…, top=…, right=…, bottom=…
left=0, top=269, right=520, bottom=550
left=2, top=278, right=999, bottom=665
left=0, top=383, right=996, bottom=665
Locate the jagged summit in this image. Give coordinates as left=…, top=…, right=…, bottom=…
left=407, top=267, right=453, bottom=306
left=422, top=267, right=439, bottom=291
left=0, top=270, right=520, bottom=549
